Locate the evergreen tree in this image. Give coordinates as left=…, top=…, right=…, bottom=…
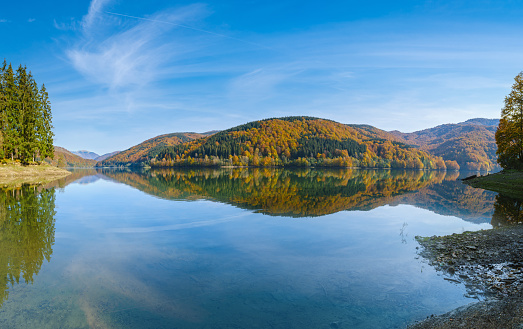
left=496, top=72, right=523, bottom=169
left=0, top=60, right=5, bottom=158
left=38, top=84, right=54, bottom=160
left=0, top=60, right=54, bottom=163
left=3, top=64, right=19, bottom=160
left=16, top=65, right=38, bottom=163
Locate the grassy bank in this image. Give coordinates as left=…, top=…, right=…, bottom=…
left=0, top=162, right=71, bottom=187
left=463, top=170, right=523, bottom=198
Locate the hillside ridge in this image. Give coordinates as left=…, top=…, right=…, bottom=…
left=389, top=118, right=499, bottom=171
left=86, top=117, right=500, bottom=171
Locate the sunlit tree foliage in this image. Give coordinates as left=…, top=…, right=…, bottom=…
left=496, top=72, right=523, bottom=169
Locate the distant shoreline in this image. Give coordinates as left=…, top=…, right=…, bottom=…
left=0, top=163, right=71, bottom=187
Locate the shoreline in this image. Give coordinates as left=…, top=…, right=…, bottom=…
left=463, top=170, right=523, bottom=198
left=0, top=163, right=71, bottom=187
left=408, top=225, right=523, bottom=328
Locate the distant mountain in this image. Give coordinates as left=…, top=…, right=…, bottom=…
left=97, top=132, right=215, bottom=167
left=463, top=118, right=499, bottom=126
left=145, top=116, right=446, bottom=169
left=95, top=151, right=120, bottom=162
left=72, top=150, right=100, bottom=160
left=389, top=118, right=500, bottom=171
left=46, top=147, right=97, bottom=168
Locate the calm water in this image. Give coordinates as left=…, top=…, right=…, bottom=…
left=0, top=168, right=512, bottom=328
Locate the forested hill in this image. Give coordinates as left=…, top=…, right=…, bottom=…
left=97, top=132, right=215, bottom=167
left=146, top=116, right=447, bottom=169
left=389, top=118, right=500, bottom=171
left=46, top=147, right=97, bottom=168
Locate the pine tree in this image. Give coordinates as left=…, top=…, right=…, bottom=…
left=0, top=60, right=6, bottom=158
left=38, top=84, right=54, bottom=160
left=3, top=64, right=19, bottom=160
left=0, top=61, right=54, bottom=164
left=16, top=65, right=37, bottom=163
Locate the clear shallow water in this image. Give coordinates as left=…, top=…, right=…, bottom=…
left=0, top=169, right=503, bottom=328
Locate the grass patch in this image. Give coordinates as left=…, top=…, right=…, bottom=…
left=463, top=170, right=523, bottom=198
left=0, top=162, right=71, bottom=187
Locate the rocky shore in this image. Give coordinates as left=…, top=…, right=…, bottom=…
left=408, top=225, right=523, bottom=328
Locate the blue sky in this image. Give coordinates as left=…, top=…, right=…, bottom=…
left=1, top=0, right=523, bottom=154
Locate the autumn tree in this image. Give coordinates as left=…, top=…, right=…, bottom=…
left=496, top=72, right=523, bottom=169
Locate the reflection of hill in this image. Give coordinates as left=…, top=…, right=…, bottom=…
left=394, top=180, right=496, bottom=223
left=0, top=186, right=56, bottom=306
left=100, top=169, right=496, bottom=221
left=43, top=169, right=100, bottom=189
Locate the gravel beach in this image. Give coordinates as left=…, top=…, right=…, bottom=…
left=408, top=225, right=523, bottom=328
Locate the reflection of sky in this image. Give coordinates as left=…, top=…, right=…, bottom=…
left=16, top=177, right=491, bottom=328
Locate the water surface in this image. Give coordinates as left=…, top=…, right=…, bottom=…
left=0, top=168, right=506, bottom=328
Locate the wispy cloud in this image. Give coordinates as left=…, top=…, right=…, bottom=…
left=228, top=68, right=294, bottom=102
left=66, top=3, right=210, bottom=90
left=82, top=0, right=112, bottom=31
left=0, top=19, right=8, bottom=23
left=27, top=18, right=36, bottom=23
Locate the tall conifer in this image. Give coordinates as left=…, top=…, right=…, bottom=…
left=38, top=84, right=54, bottom=159
left=3, top=64, right=18, bottom=160
left=0, top=60, right=54, bottom=163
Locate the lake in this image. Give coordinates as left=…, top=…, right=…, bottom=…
left=0, top=168, right=507, bottom=328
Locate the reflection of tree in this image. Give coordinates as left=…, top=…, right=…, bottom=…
left=491, top=194, right=523, bottom=227
left=100, top=168, right=452, bottom=217
left=0, top=186, right=56, bottom=306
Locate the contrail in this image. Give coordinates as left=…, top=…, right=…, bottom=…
left=105, top=11, right=271, bottom=50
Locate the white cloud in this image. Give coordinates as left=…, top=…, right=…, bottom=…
left=82, top=0, right=112, bottom=31
left=66, top=3, right=210, bottom=90
left=28, top=18, right=36, bottom=23
left=0, top=19, right=8, bottom=23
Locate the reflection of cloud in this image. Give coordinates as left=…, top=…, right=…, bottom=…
left=109, top=213, right=248, bottom=233
left=67, top=254, right=204, bottom=324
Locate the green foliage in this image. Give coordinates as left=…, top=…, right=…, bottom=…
left=292, top=137, right=365, bottom=158
left=0, top=60, right=54, bottom=164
